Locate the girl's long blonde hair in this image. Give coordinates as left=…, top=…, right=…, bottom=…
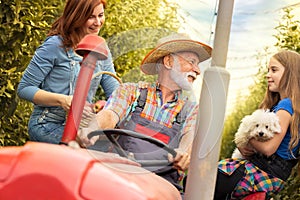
left=260, top=50, right=300, bottom=172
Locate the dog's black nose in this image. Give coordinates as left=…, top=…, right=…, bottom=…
left=259, top=132, right=264, bottom=137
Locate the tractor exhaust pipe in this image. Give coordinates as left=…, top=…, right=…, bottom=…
left=60, top=34, right=108, bottom=144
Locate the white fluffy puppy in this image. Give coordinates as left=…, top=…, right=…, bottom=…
left=232, top=109, right=281, bottom=159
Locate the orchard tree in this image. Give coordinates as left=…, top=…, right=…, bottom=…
left=103, top=0, right=180, bottom=79
left=274, top=8, right=300, bottom=52
left=0, top=0, right=64, bottom=145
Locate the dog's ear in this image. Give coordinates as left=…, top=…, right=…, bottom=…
left=234, top=114, right=253, bottom=146
left=239, top=114, right=253, bottom=133
left=273, top=122, right=281, bottom=133
left=271, top=114, right=282, bottom=133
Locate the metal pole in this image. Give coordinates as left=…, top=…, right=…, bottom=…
left=60, top=35, right=108, bottom=144
left=61, top=53, right=98, bottom=144
left=185, top=0, right=235, bottom=199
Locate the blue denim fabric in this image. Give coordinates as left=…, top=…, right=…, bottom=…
left=18, top=35, right=119, bottom=144
left=18, top=35, right=119, bottom=103
left=28, top=106, right=66, bottom=144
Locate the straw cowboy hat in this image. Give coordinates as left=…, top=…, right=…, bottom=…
left=141, top=33, right=212, bottom=75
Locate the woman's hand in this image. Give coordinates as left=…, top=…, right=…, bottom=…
left=238, top=145, right=256, bottom=158
left=61, top=95, right=73, bottom=112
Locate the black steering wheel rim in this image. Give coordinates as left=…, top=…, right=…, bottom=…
left=87, top=129, right=177, bottom=168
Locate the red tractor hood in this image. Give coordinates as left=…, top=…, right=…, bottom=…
left=0, top=142, right=181, bottom=200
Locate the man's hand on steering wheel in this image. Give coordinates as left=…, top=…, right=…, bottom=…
left=168, top=148, right=190, bottom=171
left=77, top=117, right=100, bottom=147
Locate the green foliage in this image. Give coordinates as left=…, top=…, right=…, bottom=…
left=122, top=65, right=157, bottom=83
left=274, top=8, right=300, bottom=52
left=272, top=167, right=300, bottom=200
left=220, top=53, right=268, bottom=159
left=102, top=0, right=180, bottom=77
left=0, top=0, right=65, bottom=146
left=0, top=98, right=32, bottom=146
left=0, top=67, right=28, bottom=146
left=0, top=0, right=64, bottom=71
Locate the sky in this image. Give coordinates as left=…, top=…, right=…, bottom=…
left=175, top=0, right=300, bottom=114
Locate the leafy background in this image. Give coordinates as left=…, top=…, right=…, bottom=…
left=0, top=0, right=299, bottom=198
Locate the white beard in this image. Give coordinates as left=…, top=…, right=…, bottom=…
left=169, top=57, right=193, bottom=91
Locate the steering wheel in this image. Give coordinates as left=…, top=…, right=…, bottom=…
left=88, top=129, right=184, bottom=191
left=87, top=129, right=177, bottom=168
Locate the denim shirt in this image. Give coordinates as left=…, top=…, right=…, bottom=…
left=18, top=35, right=119, bottom=104
left=17, top=35, right=119, bottom=142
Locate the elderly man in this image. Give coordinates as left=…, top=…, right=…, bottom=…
left=79, top=33, right=212, bottom=189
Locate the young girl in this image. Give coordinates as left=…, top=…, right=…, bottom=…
left=214, top=50, right=300, bottom=199
left=17, top=0, right=119, bottom=144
